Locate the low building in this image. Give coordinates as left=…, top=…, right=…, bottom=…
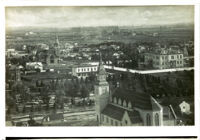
left=26, top=62, right=43, bottom=71
left=72, top=64, right=98, bottom=79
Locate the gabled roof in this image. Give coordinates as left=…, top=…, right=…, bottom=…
left=127, top=111, right=143, bottom=124
left=112, top=88, right=153, bottom=110
left=102, top=104, right=124, bottom=121
left=102, top=104, right=142, bottom=124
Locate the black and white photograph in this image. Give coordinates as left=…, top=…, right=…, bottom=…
left=5, top=6, right=195, bottom=126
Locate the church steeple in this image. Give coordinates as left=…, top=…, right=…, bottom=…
left=56, top=34, right=59, bottom=45
left=97, top=52, right=107, bottom=84
left=95, top=51, right=110, bottom=125
left=54, top=33, right=60, bottom=48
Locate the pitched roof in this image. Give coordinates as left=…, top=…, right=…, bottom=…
left=127, top=111, right=143, bottom=124
left=112, top=88, right=153, bottom=110
left=102, top=104, right=124, bottom=121
left=102, top=104, right=142, bottom=124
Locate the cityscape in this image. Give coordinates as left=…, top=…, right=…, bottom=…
left=5, top=6, right=194, bottom=126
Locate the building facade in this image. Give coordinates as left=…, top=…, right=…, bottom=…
left=72, top=64, right=98, bottom=79
left=144, top=49, right=184, bottom=69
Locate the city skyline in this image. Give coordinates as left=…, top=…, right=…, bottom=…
left=6, top=6, right=194, bottom=28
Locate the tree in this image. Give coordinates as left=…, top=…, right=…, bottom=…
left=80, top=85, right=89, bottom=104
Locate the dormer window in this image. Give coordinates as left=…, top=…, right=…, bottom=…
left=118, top=98, right=122, bottom=105
left=123, top=100, right=127, bottom=107
left=128, top=101, right=132, bottom=108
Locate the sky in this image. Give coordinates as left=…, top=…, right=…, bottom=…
left=5, top=6, right=194, bottom=28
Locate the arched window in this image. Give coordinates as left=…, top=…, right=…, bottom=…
left=50, top=55, right=54, bottom=63
left=146, top=113, right=151, bottom=126
left=155, top=113, right=159, bottom=126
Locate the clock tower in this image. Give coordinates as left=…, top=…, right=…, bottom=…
left=95, top=53, right=110, bottom=125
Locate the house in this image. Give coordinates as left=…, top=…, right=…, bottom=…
left=6, top=49, right=17, bottom=58
left=95, top=57, right=177, bottom=126
left=179, top=101, right=191, bottom=115
left=144, top=48, right=184, bottom=69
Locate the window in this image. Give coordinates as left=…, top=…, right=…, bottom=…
left=162, top=56, right=164, bottom=60
left=171, top=56, right=174, bottom=59
left=180, top=61, right=182, bottom=64
left=128, top=102, right=132, bottom=108
left=155, top=113, right=159, bottom=126
left=111, top=119, right=113, bottom=125
left=115, top=121, right=118, bottom=126
left=125, top=120, right=128, bottom=125
left=146, top=113, right=151, bottom=126
left=87, top=68, right=89, bottom=71
left=114, top=97, right=117, bottom=104
left=123, top=100, right=127, bottom=107
left=106, top=117, right=109, bottom=123
left=177, top=55, right=179, bottom=59
left=180, top=55, right=182, bottom=59
left=101, top=115, right=104, bottom=122
left=118, top=99, right=122, bottom=105
left=177, top=61, right=179, bottom=64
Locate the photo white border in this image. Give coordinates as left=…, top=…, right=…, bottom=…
left=0, top=0, right=199, bottom=138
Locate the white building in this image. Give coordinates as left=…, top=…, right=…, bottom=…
left=72, top=64, right=98, bottom=79
left=26, top=62, right=43, bottom=71
left=179, top=101, right=191, bottom=115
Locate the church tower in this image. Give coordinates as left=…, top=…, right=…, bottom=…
left=54, top=33, right=60, bottom=57
left=94, top=53, right=110, bottom=125
left=54, top=33, right=60, bottom=48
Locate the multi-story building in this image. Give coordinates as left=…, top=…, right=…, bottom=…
left=144, top=48, right=184, bottom=69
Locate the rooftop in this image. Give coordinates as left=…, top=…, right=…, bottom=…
left=112, top=88, right=153, bottom=110
left=102, top=104, right=142, bottom=124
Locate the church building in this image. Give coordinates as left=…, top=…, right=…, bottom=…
left=95, top=56, right=177, bottom=126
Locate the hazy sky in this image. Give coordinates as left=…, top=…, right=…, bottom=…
left=5, top=6, right=194, bottom=28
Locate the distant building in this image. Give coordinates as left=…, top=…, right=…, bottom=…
left=72, top=63, right=98, bottom=79
left=26, top=62, right=43, bottom=71
left=95, top=56, right=177, bottom=126
left=144, top=48, right=184, bottom=69
left=6, top=49, right=16, bottom=58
